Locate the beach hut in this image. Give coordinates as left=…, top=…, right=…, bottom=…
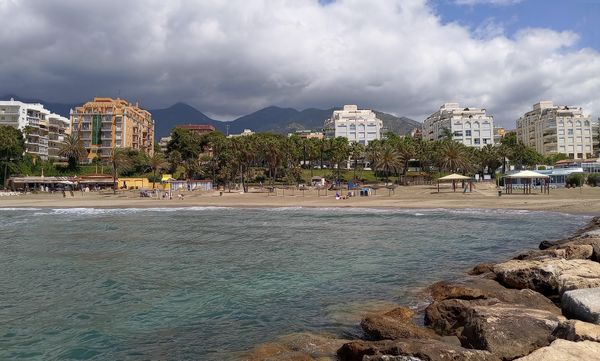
left=437, top=173, right=473, bottom=193
left=505, top=170, right=550, bottom=194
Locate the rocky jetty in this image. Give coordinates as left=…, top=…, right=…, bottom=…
left=246, top=216, right=600, bottom=361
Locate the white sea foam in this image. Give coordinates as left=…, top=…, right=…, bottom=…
left=0, top=207, right=43, bottom=211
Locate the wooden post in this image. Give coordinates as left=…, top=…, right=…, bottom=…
left=437, top=181, right=440, bottom=193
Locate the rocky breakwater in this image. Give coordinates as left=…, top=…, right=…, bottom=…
left=337, top=216, right=600, bottom=361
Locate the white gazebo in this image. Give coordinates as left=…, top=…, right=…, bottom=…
left=505, top=170, right=550, bottom=194
left=437, top=173, right=473, bottom=193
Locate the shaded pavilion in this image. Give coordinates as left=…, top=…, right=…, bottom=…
left=437, top=173, right=473, bottom=193
left=504, top=170, right=550, bottom=194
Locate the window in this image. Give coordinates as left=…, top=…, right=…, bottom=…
left=474, top=139, right=481, bottom=145
left=465, top=130, right=472, bottom=136
left=483, top=138, right=490, bottom=144
left=453, top=131, right=463, bottom=137
left=567, top=129, right=574, bottom=135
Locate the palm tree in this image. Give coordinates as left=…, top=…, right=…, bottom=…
left=476, top=144, right=502, bottom=178
left=437, top=141, right=472, bottom=173
left=329, top=137, right=350, bottom=183
left=58, top=133, right=87, bottom=170
left=349, top=142, right=365, bottom=180
left=148, top=153, right=168, bottom=189
left=396, top=137, right=417, bottom=175
left=109, top=147, right=132, bottom=194
left=373, top=144, right=400, bottom=184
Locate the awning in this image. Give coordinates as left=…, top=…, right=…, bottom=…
left=438, top=173, right=472, bottom=181
left=506, top=170, right=549, bottom=179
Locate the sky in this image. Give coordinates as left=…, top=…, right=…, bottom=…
left=0, top=0, right=599, bottom=127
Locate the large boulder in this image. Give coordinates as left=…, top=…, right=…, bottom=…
left=493, top=259, right=600, bottom=296
left=561, top=288, right=600, bottom=324
left=337, top=339, right=500, bottom=361
left=552, top=320, right=600, bottom=342
left=425, top=299, right=564, bottom=360
left=426, top=279, right=559, bottom=314
left=512, top=339, right=600, bottom=361
left=361, top=307, right=439, bottom=341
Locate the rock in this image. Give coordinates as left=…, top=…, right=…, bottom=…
left=425, top=299, right=564, bottom=360
left=561, top=288, right=600, bottom=324
left=468, top=263, right=496, bottom=276
left=426, top=279, right=559, bottom=315
left=493, top=259, right=600, bottom=296
left=459, top=303, right=564, bottom=360
left=361, top=307, right=439, bottom=341
left=244, top=332, right=349, bottom=361
left=337, top=339, right=500, bottom=361
left=552, top=320, right=600, bottom=342
left=364, top=356, right=423, bottom=361
left=425, top=298, right=498, bottom=336
left=515, top=245, right=594, bottom=261
left=539, top=240, right=557, bottom=250
left=512, top=339, right=600, bottom=361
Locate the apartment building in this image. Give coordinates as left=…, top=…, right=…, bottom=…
left=0, top=98, right=70, bottom=161
left=516, top=101, right=594, bottom=159
left=324, top=105, right=383, bottom=145
left=423, top=103, right=494, bottom=148
left=71, top=97, right=154, bottom=162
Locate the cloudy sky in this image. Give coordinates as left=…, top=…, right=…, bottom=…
left=0, top=0, right=599, bottom=126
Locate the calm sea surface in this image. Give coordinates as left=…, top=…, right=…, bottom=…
left=0, top=207, right=589, bottom=360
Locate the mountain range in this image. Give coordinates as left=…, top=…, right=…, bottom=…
left=2, top=95, right=422, bottom=138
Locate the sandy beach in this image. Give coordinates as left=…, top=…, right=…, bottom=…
left=2, top=183, right=600, bottom=215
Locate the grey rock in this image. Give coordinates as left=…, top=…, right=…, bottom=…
left=561, top=288, right=600, bottom=324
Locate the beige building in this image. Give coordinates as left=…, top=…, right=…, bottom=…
left=516, top=101, right=594, bottom=159
left=71, top=97, right=154, bottom=162
left=0, top=98, right=70, bottom=161
left=423, top=103, right=494, bottom=148
left=324, top=105, right=383, bottom=145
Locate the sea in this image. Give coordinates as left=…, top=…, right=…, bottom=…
left=0, top=207, right=590, bottom=360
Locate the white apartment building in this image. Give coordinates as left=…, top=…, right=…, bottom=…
left=423, top=103, right=494, bottom=148
left=516, top=101, right=594, bottom=159
left=324, top=105, right=383, bottom=145
left=0, top=98, right=70, bottom=161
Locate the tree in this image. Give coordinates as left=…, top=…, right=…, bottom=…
left=372, top=143, right=400, bottom=184
left=476, top=144, right=502, bottom=177
left=58, top=133, right=87, bottom=170
left=349, top=142, right=365, bottom=180
left=148, top=153, right=168, bottom=189
left=437, top=141, right=472, bottom=173
left=109, top=147, right=132, bottom=194
left=0, top=126, right=25, bottom=187
left=328, top=137, right=350, bottom=183
left=396, top=136, right=418, bottom=175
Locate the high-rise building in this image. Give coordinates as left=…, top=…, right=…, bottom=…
left=71, top=97, right=154, bottom=163
left=516, top=101, right=594, bottom=159
left=0, top=98, right=70, bottom=161
left=423, top=103, right=494, bottom=148
left=324, top=105, right=383, bottom=145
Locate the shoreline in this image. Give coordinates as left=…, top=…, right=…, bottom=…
left=2, top=185, right=600, bottom=215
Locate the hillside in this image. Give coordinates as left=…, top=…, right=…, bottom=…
left=1, top=95, right=421, bottom=138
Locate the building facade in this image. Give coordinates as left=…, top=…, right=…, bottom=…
left=0, top=98, right=70, bottom=161
left=289, top=130, right=324, bottom=139
left=175, top=124, right=215, bottom=135
left=516, top=101, right=594, bottom=159
left=423, top=103, right=494, bottom=148
left=324, top=105, right=383, bottom=145
left=71, top=97, right=154, bottom=162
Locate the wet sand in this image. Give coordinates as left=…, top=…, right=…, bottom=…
left=2, top=183, right=600, bottom=215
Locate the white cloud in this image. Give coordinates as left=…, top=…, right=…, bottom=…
left=0, top=0, right=598, bottom=127
left=454, top=0, right=523, bottom=6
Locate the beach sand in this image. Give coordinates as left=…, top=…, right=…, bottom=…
left=2, top=183, right=600, bottom=215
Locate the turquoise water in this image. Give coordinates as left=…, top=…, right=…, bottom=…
left=0, top=207, right=589, bottom=360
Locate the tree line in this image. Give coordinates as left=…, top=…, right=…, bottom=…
left=0, top=124, right=572, bottom=190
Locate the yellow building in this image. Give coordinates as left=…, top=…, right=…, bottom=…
left=71, top=97, right=154, bottom=163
